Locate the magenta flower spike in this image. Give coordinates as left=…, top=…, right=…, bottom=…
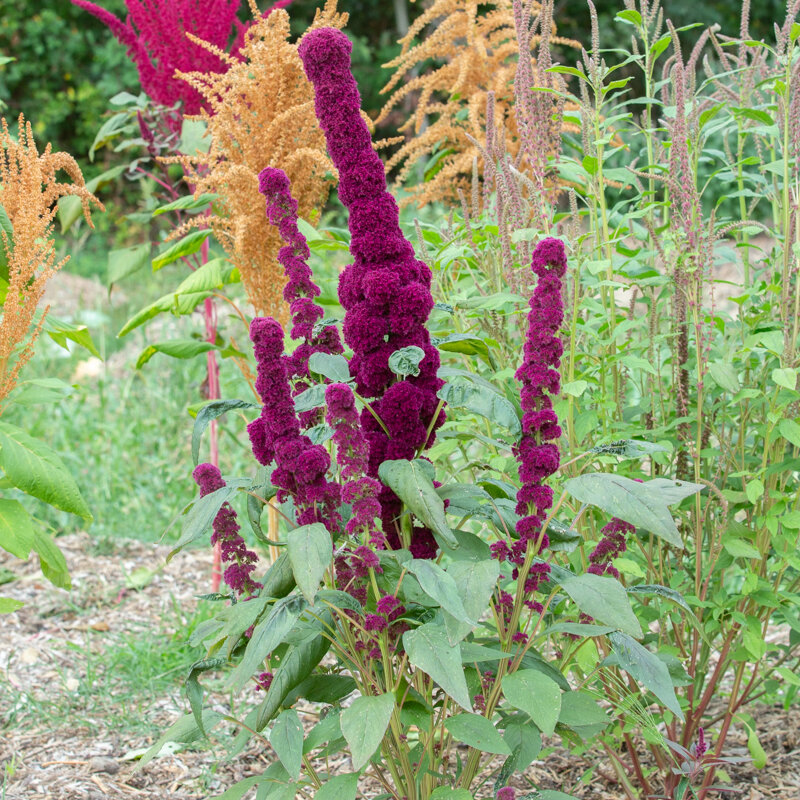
left=72, top=0, right=292, bottom=124
left=298, top=28, right=444, bottom=556
left=192, top=462, right=261, bottom=597
left=491, top=237, right=566, bottom=603
left=258, top=166, right=343, bottom=382
left=248, top=317, right=340, bottom=532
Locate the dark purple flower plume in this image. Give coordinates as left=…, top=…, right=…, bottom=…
left=193, top=462, right=260, bottom=597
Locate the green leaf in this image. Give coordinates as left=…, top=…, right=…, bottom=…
left=0, top=597, right=23, bottom=614
left=136, top=710, right=222, bottom=768
left=438, top=382, right=521, bottom=438
left=559, top=573, right=642, bottom=638
left=443, top=559, right=499, bottom=644
left=433, top=333, right=490, bottom=359
left=32, top=528, right=70, bottom=589
left=557, top=691, right=609, bottom=740
left=723, top=537, right=761, bottom=559
left=564, top=473, right=704, bottom=547
left=0, top=202, right=13, bottom=279
left=180, top=118, right=211, bottom=155
left=152, top=229, right=211, bottom=271
left=314, top=774, right=359, bottom=800
left=626, top=584, right=692, bottom=613
left=308, top=353, right=351, bottom=383
left=107, top=243, right=151, bottom=285
left=708, top=362, right=741, bottom=393
left=185, top=658, right=226, bottom=734
left=287, top=523, right=332, bottom=603
left=271, top=709, right=304, bottom=779
left=58, top=164, right=127, bottom=232
left=607, top=632, right=683, bottom=719
left=562, top=380, right=588, bottom=397
left=616, top=7, right=642, bottom=24
left=42, top=315, right=100, bottom=358
left=228, top=595, right=307, bottom=691
left=0, top=498, right=36, bottom=558
left=501, top=669, right=561, bottom=736
left=588, top=440, right=669, bottom=459
left=378, top=460, right=458, bottom=549
left=405, top=559, right=474, bottom=628
left=445, top=713, right=510, bottom=755
left=11, top=378, right=74, bottom=406
left=340, top=692, right=395, bottom=770
left=745, top=478, right=764, bottom=504
left=167, top=478, right=249, bottom=561
left=459, top=642, right=514, bottom=663
left=0, top=421, right=92, bottom=521
left=192, top=399, right=258, bottom=465
left=772, top=368, right=797, bottom=390
left=293, top=384, right=327, bottom=413
left=136, top=339, right=217, bottom=369
left=403, top=623, right=472, bottom=710
left=779, top=419, right=800, bottom=448
left=388, top=346, right=426, bottom=378
left=153, top=193, right=218, bottom=216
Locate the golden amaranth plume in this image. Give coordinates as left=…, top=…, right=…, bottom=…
left=0, top=116, right=102, bottom=407
left=376, top=0, right=578, bottom=208
left=170, top=1, right=347, bottom=320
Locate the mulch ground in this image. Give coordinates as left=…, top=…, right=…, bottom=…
left=1, top=533, right=798, bottom=799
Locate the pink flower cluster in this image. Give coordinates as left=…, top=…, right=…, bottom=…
left=298, top=28, right=444, bottom=556
left=247, top=318, right=340, bottom=533
left=491, top=238, right=566, bottom=603
left=258, top=166, right=343, bottom=385
left=192, top=462, right=260, bottom=596
left=588, top=517, right=633, bottom=579
left=72, top=0, right=291, bottom=124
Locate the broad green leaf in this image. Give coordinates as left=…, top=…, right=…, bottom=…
left=167, top=478, right=249, bottom=561
left=544, top=623, right=615, bottom=637
left=502, top=669, right=561, bottom=736
left=42, top=315, right=100, bottom=358
left=153, top=193, right=218, bottom=216
left=564, top=473, right=704, bottom=547
left=445, top=713, right=510, bottom=755
left=308, top=353, right=351, bottom=383
left=32, top=528, right=70, bottom=589
left=180, top=118, right=211, bottom=155
left=626, top=584, right=692, bottom=613
left=429, top=789, right=473, bottom=800
left=557, top=691, right=609, bottom=739
left=588, top=440, right=669, bottom=459
left=388, top=346, right=426, bottom=378
left=107, top=243, right=151, bottom=285
left=708, top=362, right=740, bottom=393
left=443, top=559, right=499, bottom=643
left=270, top=709, right=303, bottom=779
left=175, top=257, right=236, bottom=294
left=0, top=421, right=91, bottom=521
left=745, top=479, right=764, bottom=504
left=314, top=774, right=359, bottom=800
left=562, top=380, right=588, bottom=397
left=0, top=597, right=23, bottom=614
left=500, top=717, right=542, bottom=775
left=438, top=382, right=521, bottom=438
left=287, top=523, right=332, bottom=603
left=228, top=594, right=307, bottom=691
left=294, top=384, right=327, bottom=413
left=192, top=399, right=258, bottom=465
left=779, top=419, right=800, bottom=448
left=58, top=164, right=127, bottom=232
left=723, top=537, right=761, bottom=559
left=405, top=559, right=474, bottom=628
left=607, top=632, right=683, bottom=719
left=559, top=573, right=642, bottom=638
left=459, top=642, right=513, bottom=663
left=185, top=658, right=226, bottom=734
left=432, top=332, right=490, bottom=359
left=137, top=710, right=222, bottom=768
left=11, top=378, right=74, bottom=406
left=136, top=339, right=218, bottom=369
left=0, top=498, right=36, bottom=558
left=403, top=623, right=472, bottom=710
left=340, top=692, right=395, bottom=770
left=0, top=202, right=13, bottom=278
left=152, top=229, right=211, bottom=271
left=255, top=611, right=333, bottom=731
left=772, top=368, right=797, bottom=391
left=378, top=460, right=458, bottom=549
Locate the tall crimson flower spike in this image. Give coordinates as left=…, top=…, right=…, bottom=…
left=248, top=317, right=340, bottom=532
left=72, top=0, right=292, bottom=127
left=491, top=237, right=567, bottom=608
left=192, top=463, right=261, bottom=597
left=258, top=167, right=343, bottom=386
left=298, top=28, right=444, bottom=558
